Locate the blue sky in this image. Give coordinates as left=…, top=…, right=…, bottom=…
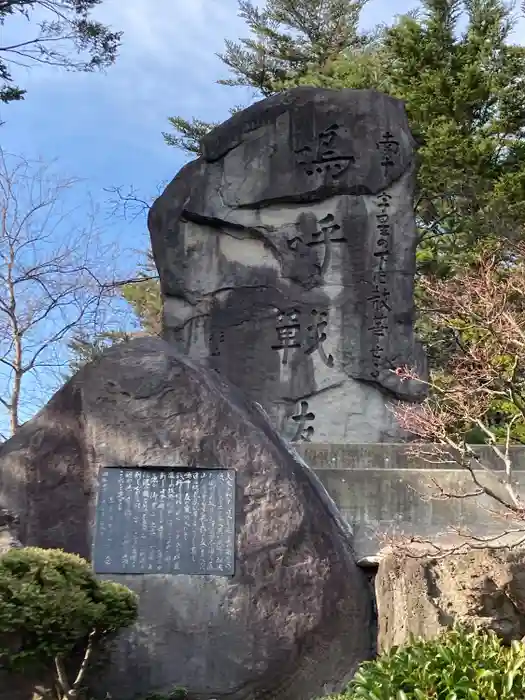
left=2, top=0, right=524, bottom=252
left=0, top=0, right=524, bottom=430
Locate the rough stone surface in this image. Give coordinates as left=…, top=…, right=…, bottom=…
left=376, top=548, right=525, bottom=653
left=148, top=87, right=427, bottom=444
left=0, top=337, right=373, bottom=700
left=0, top=508, right=22, bottom=553
left=298, top=443, right=525, bottom=559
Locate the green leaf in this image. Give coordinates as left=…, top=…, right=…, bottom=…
left=346, top=624, right=525, bottom=700
left=0, top=547, right=138, bottom=675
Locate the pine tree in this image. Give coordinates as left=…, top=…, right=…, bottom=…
left=0, top=0, right=122, bottom=104
left=67, top=331, right=133, bottom=375
left=163, top=0, right=370, bottom=154
left=217, top=0, right=369, bottom=94
left=116, top=0, right=525, bottom=447
left=299, top=0, right=525, bottom=440
left=119, top=252, right=162, bottom=337
left=67, top=252, right=162, bottom=372
left=283, top=0, right=525, bottom=270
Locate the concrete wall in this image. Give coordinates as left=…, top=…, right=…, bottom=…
left=295, top=444, right=525, bottom=560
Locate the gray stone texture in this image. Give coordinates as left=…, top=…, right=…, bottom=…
left=0, top=508, right=21, bottom=553
left=376, top=548, right=525, bottom=652
left=0, top=338, right=373, bottom=700
left=148, top=87, right=427, bottom=445
left=298, top=443, right=525, bottom=559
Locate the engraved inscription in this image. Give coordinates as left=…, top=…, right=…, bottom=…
left=291, top=400, right=315, bottom=442
left=95, top=468, right=114, bottom=569
left=295, top=124, right=355, bottom=178
left=272, top=308, right=334, bottom=368
left=93, top=467, right=236, bottom=576
left=376, top=131, right=400, bottom=173
left=368, top=192, right=393, bottom=378
left=271, top=309, right=301, bottom=365
left=288, top=212, right=344, bottom=275
left=305, top=310, right=334, bottom=367
left=210, top=330, right=225, bottom=357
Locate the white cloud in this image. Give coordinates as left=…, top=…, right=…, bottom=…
left=2, top=0, right=524, bottom=170
left=4, top=0, right=524, bottom=139
left=1, top=0, right=249, bottom=132
left=90, top=0, right=253, bottom=116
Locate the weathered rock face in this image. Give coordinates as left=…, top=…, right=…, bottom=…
left=0, top=337, right=373, bottom=700
left=376, top=548, right=525, bottom=652
left=148, top=87, right=427, bottom=444
left=0, top=508, right=21, bottom=553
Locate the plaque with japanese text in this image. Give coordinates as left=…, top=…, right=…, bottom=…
left=93, top=467, right=235, bottom=576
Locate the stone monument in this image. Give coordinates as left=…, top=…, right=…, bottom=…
left=148, top=87, right=427, bottom=444
left=0, top=338, right=374, bottom=700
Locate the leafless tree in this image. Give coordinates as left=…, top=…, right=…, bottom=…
left=0, top=148, right=129, bottom=437
left=391, top=240, right=525, bottom=553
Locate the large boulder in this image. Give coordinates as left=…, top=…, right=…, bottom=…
left=376, top=547, right=525, bottom=652
left=0, top=337, right=374, bottom=700
left=148, top=87, right=427, bottom=445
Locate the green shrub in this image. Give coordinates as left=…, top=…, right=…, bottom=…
left=331, top=625, right=525, bottom=700
left=0, top=546, right=138, bottom=699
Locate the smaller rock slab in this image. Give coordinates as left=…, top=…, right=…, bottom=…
left=376, top=547, right=525, bottom=652
left=0, top=338, right=373, bottom=700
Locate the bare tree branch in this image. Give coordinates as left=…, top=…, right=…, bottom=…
left=0, top=148, right=133, bottom=436
left=0, top=0, right=122, bottom=104
left=103, top=180, right=167, bottom=223
left=389, top=242, right=525, bottom=553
